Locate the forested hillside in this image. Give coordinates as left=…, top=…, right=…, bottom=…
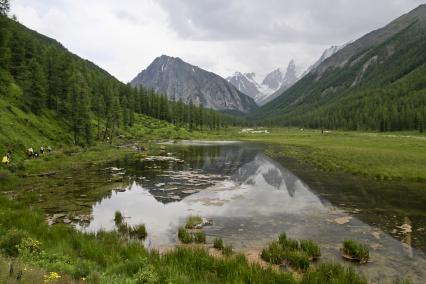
left=0, top=11, right=234, bottom=153
left=252, top=5, right=426, bottom=131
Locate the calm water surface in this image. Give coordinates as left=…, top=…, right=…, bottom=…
left=79, top=141, right=425, bottom=283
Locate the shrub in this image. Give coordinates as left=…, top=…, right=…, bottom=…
left=213, top=237, right=224, bottom=250
left=114, top=211, right=124, bottom=226
left=222, top=245, right=233, bottom=257
left=133, top=265, right=159, bottom=284
left=185, top=216, right=203, bottom=229
left=178, top=227, right=193, bottom=244
left=17, top=237, right=42, bottom=255
left=194, top=231, right=206, bottom=244
left=342, top=240, right=369, bottom=263
left=0, top=229, right=27, bottom=256
left=129, top=224, right=148, bottom=240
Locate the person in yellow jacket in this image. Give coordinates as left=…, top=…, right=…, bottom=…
left=1, top=155, right=9, bottom=165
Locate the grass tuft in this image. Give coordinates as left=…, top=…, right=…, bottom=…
left=193, top=231, right=206, bottom=244
left=213, top=237, right=224, bottom=250
left=178, top=227, right=193, bottom=244
left=222, top=245, right=233, bottom=257
left=261, top=232, right=321, bottom=271
left=129, top=224, right=147, bottom=240
left=185, top=216, right=203, bottom=229
left=114, top=211, right=124, bottom=226
left=341, top=239, right=369, bottom=263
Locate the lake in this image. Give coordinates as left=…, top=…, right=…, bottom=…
left=39, top=141, right=426, bottom=283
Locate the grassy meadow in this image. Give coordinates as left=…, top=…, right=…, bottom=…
left=235, top=128, right=426, bottom=182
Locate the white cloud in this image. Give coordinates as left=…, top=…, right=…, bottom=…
left=10, top=0, right=426, bottom=82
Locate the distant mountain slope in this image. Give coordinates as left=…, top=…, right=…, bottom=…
left=130, top=55, right=257, bottom=113
left=226, top=72, right=262, bottom=99
left=301, top=44, right=347, bottom=77
left=226, top=60, right=298, bottom=106
left=252, top=4, right=426, bottom=131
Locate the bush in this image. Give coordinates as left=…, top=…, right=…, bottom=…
left=133, top=265, right=159, bottom=284
left=342, top=240, right=369, bottom=263
left=178, top=227, right=193, bottom=244
left=222, top=245, right=233, bottom=257
left=129, top=224, right=148, bottom=240
left=185, top=216, right=203, bottom=229
left=0, top=229, right=27, bottom=256
left=17, top=237, right=42, bottom=255
left=194, top=231, right=206, bottom=244
left=213, top=237, right=224, bottom=250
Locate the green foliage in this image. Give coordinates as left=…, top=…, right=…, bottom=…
left=193, top=231, right=206, bottom=244
left=213, top=237, right=224, bottom=250
left=0, top=15, right=237, bottom=154
left=261, top=233, right=321, bottom=271
left=129, top=224, right=148, bottom=240
left=301, top=262, right=367, bottom=284
left=185, top=215, right=203, bottom=229
left=300, top=240, right=321, bottom=260
left=114, top=210, right=124, bottom=226
left=0, top=229, right=27, bottom=256
left=342, top=240, right=369, bottom=263
left=222, top=245, right=233, bottom=257
left=177, top=227, right=193, bottom=244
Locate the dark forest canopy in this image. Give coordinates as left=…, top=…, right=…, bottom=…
left=0, top=13, right=241, bottom=146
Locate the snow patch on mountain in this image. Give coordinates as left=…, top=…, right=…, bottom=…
left=227, top=60, right=299, bottom=106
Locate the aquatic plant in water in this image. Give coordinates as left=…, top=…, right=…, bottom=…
left=341, top=239, right=369, bottom=263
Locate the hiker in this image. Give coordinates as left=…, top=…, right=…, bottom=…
left=40, top=146, right=44, bottom=154
left=6, top=151, right=12, bottom=161
left=47, top=145, right=52, bottom=153
left=27, top=148, right=34, bottom=158
left=33, top=151, right=39, bottom=159
left=1, top=155, right=9, bottom=165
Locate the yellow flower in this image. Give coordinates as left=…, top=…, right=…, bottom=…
left=43, top=272, right=62, bottom=283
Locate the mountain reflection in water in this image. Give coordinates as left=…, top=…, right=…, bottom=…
left=83, top=142, right=426, bottom=283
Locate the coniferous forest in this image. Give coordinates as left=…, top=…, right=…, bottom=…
left=0, top=9, right=236, bottom=147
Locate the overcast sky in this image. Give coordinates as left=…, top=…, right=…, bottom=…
left=10, top=0, right=425, bottom=82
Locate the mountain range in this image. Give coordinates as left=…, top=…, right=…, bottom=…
left=226, top=60, right=299, bottom=106
left=130, top=55, right=257, bottom=113
left=251, top=4, right=426, bottom=131
left=226, top=44, right=347, bottom=106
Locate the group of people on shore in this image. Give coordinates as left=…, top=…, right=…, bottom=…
left=26, top=145, right=52, bottom=159
left=1, top=145, right=52, bottom=165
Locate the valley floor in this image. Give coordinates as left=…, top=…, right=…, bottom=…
left=0, top=127, right=424, bottom=283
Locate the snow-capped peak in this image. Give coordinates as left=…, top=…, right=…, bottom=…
left=227, top=60, right=299, bottom=106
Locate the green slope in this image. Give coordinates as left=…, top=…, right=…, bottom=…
left=253, top=5, right=426, bottom=131
left=0, top=14, right=235, bottom=157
